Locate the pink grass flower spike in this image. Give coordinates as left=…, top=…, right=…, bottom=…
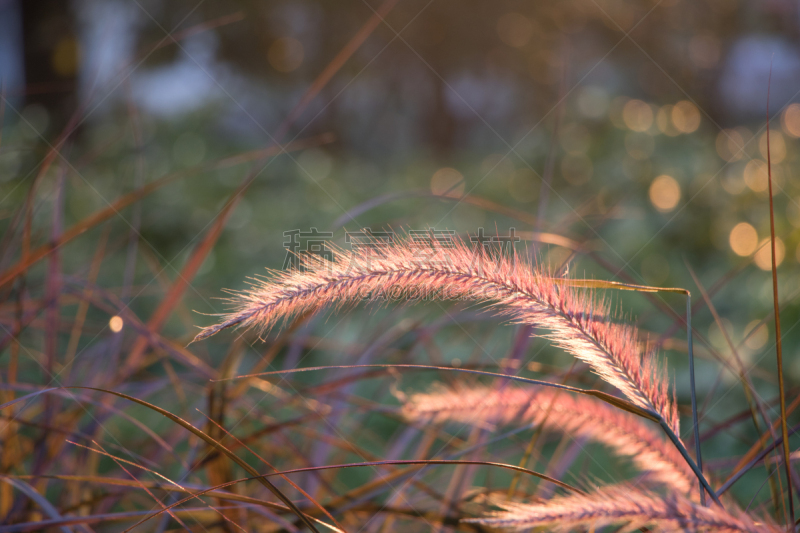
left=195, top=234, right=678, bottom=433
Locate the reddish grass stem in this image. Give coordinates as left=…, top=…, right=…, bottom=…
left=766, top=64, right=795, bottom=529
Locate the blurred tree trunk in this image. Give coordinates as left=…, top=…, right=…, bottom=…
left=21, top=0, right=78, bottom=133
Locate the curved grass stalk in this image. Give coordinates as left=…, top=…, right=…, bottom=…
left=193, top=235, right=725, bottom=504
left=401, top=384, right=696, bottom=495
left=194, top=236, right=677, bottom=432
left=463, top=485, right=780, bottom=532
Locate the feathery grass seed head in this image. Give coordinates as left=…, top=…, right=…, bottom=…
left=195, top=234, right=678, bottom=431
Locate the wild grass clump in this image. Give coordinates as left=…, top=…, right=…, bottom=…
left=2, top=9, right=798, bottom=532
left=194, top=232, right=794, bottom=530
left=401, top=383, right=695, bottom=495
left=196, top=235, right=679, bottom=433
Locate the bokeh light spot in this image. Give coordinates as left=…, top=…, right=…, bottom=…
left=109, top=316, right=124, bottom=333
left=782, top=103, right=800, bottom=138
left=671, top=101, right=701, bottom=133
left=431, top=167, right=465, bottom=197
left=715, top=128, right=747, bottom=162
left=754, top=237, right=784, bottom=270
left=649, top=175, right=680, bottom=212
left=729, top=222, right=757, bottom=256
left=720, top=166, right=745, bottom=195
left=744, top=320, right=768, bottom=350
left=759, top=131, right=786, bottom=163
left=743, top=160, right=768, bottom=192
left=622, top=99, right=653, bottom=132
left=708, top=318, right=734, bottom=351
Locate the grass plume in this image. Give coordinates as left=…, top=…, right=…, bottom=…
left=195, top=234, right=679, bottom=433
left=463, top=485, right=781, bottom=532
left=401, top=384, right=696, bottom=495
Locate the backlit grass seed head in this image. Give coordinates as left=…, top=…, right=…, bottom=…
left=402, top=384, right=695, bottom=495
left=195, top=234, right=678, bottom=432
left=463, top=485, right=781, bottom=532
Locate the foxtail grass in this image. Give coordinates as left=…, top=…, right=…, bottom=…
left=463, top=484, right=781, bottom=532
left=401, top=384, right=696, bottom=495
left=196, top=235, right=679, bottom=434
